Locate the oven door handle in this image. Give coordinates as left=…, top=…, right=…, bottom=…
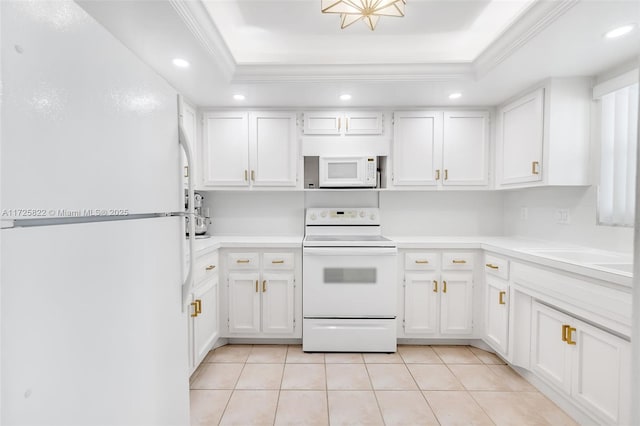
left=303, top=247, right=397, bottom=256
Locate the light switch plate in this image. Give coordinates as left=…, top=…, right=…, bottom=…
left=555, top=208, right=570, bottom=224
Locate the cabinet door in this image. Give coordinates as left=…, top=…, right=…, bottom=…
left=499, top=89, right=544, bottom=185
left=403, top=272, right=439, bottom=335
left=442, top=111, right=489, bottom=186
left=228, top=272, right=260, bottom=334
left=180, top=102, right=197, bottom=188
left=484, top=277, right=509, bottom=355
left=192, top=277, right=219, bottom=366
left=303, top=111, right=342, bottom=135
left=261, top=272, right=295, bottom=335
left=344, top=112, right=383, bottom=135
left=571, top=319, right=631, bottom=425
left=392, top=111, right=443, bottom=186
left=203, top=112, right=249, bottom=186
left=530, top=302, right=572, bottom=393
left=440, top=272, right=473, bottom=335
left=249, top=112, right=297, bottom=187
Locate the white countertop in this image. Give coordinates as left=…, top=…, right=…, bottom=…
left=189, top=234, right=632, bottom=288
left=388, top=235, right=633, bottom=288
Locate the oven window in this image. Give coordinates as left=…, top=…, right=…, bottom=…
left=324, top=268, right=376, bottom=283
left=328, top=162, right=358, bottom=179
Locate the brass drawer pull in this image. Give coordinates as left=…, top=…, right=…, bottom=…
left=485, top=263, right=499, bottom=269
left=195, top=299, right=202, bottom=314
left=244, top=170, right=248, bottom=181
left=190, top=301, right=198, bottom=317
left=452, top=259, right=467, bottom=264
left=255, top=280, right=259, bottom=293
left=415, top=260, right=429, bottom=264
left=499, top=291, right=506, bottom=305
left=532, top=161, right=540, bottom=175
left=262, top=280, right=267, bottom=292
left=443, top=280, right=447, bottom=293
left=236, top=259, right=250, bottom=264
left=444, top=169, right=449, bottom=180
left=205, top=265, right=216, bottom=271
left=432, top=280, right=438, bottom=293
left=566, top=326, right=576, bottom=345
left=272, top=260, right=285, bottom=264
left=251, top=170, right=255, bottom=181
left=562, top=324, right=569, bottom=342
left=435, top=169, right=441, bottom=180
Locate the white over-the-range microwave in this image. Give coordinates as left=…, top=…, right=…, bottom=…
left=319, top=156, right=377, bottom=188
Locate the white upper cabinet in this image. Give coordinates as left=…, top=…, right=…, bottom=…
left=392, top=111, right=442, bottom=186
left=496, top=78, right=591, bottom=188
left=393, top=111, right=489, bottom=189
left=202, top=111, right=298, bottom=189
left=203, top=112, right=250, bottom=186
left=442, top=111, right=489, bottom=186
left=249, top=112, right=298, bottom=187
left=303, top=111, right=383, bottom=135
left=499, top=89, right=544, bottom=185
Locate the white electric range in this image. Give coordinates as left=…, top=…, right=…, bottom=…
left=302, top=208, right=398, bottom=352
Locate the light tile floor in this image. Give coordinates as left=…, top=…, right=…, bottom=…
left=189, top=345, right=578, bottom=426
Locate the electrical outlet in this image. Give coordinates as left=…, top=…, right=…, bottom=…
left=556, top=209, right=570, bottom=225
left=520, top=207, right=528, bottom=221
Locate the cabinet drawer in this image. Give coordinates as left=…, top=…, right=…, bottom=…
left=404, top=252, right=439, bottom=270
left=227, top=253, right=259, bottom=269
left=441, top=252, right=475, bottom=270
left=195, top=251, right=219, bottom=285
left=484, top=254, right=509, bottom=279
left=263, top=253, right=294, bottom=270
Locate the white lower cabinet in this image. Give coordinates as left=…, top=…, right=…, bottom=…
left=531, top=301, right=631, bottom=425
left=224, top=250, right=300, bottom=338
left=187, top=248, right=220, bottom=374
left=484, top=277, right=509, bottom=356
left=400, top=251, right=474, bottom=337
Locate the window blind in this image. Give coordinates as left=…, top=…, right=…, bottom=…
left=598, top=83, right=639, bottom=226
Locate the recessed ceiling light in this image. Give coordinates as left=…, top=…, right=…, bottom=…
left=233, top=94, right=246, bottom=101
left=340, top=94, right=352, bottom=101
left=604, top=24, right=635, bottom=39
left=449, top=92, right=462, bottom=100
left=172, top=58, right=190, bottom=68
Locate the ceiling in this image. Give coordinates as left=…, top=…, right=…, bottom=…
left=77, top=0, right=640, bottom=107
left=201, top=0, right=535, bottom=64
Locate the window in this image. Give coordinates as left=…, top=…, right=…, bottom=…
left=598, top=82, right=639, bottom=227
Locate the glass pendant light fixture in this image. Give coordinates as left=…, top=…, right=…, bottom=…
left=321, top=0, right=406, bottom=31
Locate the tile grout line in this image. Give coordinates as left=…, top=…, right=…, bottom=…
left=215, top=345, right=253, bottom=426
left=272, top=345, right=289, bottom=426
left=362, top=355, right=388, bottom=425
left=324, top=353, right=330, bottom=426
left=403, top=346, right=443, bottom=426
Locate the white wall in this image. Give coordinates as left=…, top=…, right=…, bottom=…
left=380, top=191, right=505, bottom=236
left=503, top=186, right=633, bottom=253
left=203, top=191, right=304, bottom=236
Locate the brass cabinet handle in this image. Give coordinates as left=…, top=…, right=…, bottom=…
left=255, top=280, right=259, bottom=293
left=338, top=117, right=341, bottom=131
left=190, top=301, right=198, bottom=317
left=562, top=324, right=568, bottom=342
left=195, top=299, right=202, bottom=314
left=237, top=259, right=250, bottom=264
left=184, top=165, right=189, bottom=178
left=262, top=280, right=267, bottom=292
left=346, top=117, right=349, bottom=131
left=244, top=170, right=248, bottom=181
left=415, top=260, right=429, bottom=264
left=566, top=326, right=577, bottom=345
left=532, top=161, right=540, bottom=175
left=485, top=263, right=499, bottom=269
left=435, top=169, right=441, bottom=180
left=452, top=259, right=467, bottom=264
left=272, top=260, right=285, bottom=264
left=432, top=280, right=438, bottom=293
left=205, top=265, right=216, bottom=271
left=443, top=280, right=447, bottom=293
left=444, top=169, right=449, bottom=180
left=251, top=170, right=255, bottom=181
left=499, top=291, right=506, bottom=305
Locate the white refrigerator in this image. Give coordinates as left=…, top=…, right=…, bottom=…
left=1, top=1, right=191, bottom=424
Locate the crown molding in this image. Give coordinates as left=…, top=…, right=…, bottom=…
left=473, top=0, right=580, bottom=78
left=169, top=0, right=236, bottom=81
left=232, top=63, right=474, bottom=83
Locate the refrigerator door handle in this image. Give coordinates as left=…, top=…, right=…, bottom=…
left=178, top=96, right=196, bottom=311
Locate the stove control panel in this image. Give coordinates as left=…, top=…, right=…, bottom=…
left=306, top=208, right=381, bottom=225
